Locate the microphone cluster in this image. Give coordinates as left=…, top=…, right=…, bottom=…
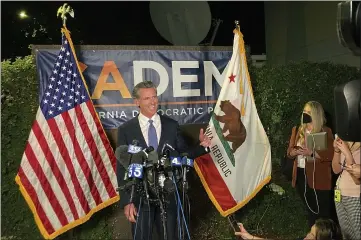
left=115, top=140, right=194, bottom=204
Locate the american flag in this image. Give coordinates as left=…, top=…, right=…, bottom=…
left=15, top=28, right=119, bottom=239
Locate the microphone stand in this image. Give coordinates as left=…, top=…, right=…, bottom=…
left=153, top=152, right=168, bottom=240
left=159, top=190, right=168, bottom=240
left=154, top=172, right=168, bottom=240
left=181, top=155, right=191, bottom=239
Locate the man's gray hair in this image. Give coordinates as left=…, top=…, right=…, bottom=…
left=132, top=81, right=157, bottom=99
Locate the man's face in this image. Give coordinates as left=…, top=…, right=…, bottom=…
left=134, top=88, right=158, bottom=118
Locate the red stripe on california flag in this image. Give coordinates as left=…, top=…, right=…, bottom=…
left=24, top=143, right=69, bottom=226
left=32, top=121, right=79, bottom=220
left=74, top=104, right=116, bottom=198
left=18, top=166, right=55, bottom=235
left=86, top=101, right=117, bottom=174
left=47, top=118, right=91, bottom=215
left=61, top=110, right=103, bottom=206
left=196, top=154, right=237, bottom=211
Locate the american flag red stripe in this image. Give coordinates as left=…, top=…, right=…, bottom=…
left=24, top=142, right=70, bottom=226
left=15, top=27, right=119, bottom=239
left=18, top=167, right=56, bottom=234
left=74, top=105, right=116, bottom=199
left=31, top=121, right=79, bottom=221
left=61, top=109, right=103, bottom=206
left=46, top=117, right=91, bottom=215
left=86, top=101, right=117, bottom=173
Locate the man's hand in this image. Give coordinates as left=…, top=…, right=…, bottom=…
left=199, top=128, right=211, bottom=148
left=124, top=203, right=137, bottom=223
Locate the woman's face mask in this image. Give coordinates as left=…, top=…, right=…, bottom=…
left=302, top=112, right=312, bottom=124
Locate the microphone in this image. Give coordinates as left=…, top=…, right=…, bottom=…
left=127, top=152, right=145, bottom=203
left=161, top=143, right=175, bottom=155
left=170, top=156, right=182, bottom=167
left=170, top=156, right=183, bottom=181
left=140, top=147, right=154, bottom=200
left=115, top=145, right=131, bottom=168
left=148, top=150, right=159, bottom=166
left=181, top=153, right=194, bottom=191
left=159, top=142, right=175, bottom=166
left=181, top=155, right=194, bottom=169
left=161, top=143, right=177, bottom=193
left=164, top=158, right=175, bottom=193
left=142, top=146, right=155, bottom=157
left=124, top=140, right=142, bottom=181
left=144, top=150, right=158, bottom=198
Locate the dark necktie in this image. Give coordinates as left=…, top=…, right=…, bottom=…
left=148, top=119, right=158, bottom=150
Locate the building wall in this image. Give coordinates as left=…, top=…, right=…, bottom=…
left=264, top=1, right=360, bottom=68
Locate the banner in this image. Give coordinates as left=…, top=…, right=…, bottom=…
left=194, top=29, right=272, bottom=216
left=35, top=47, right=233, bottom=129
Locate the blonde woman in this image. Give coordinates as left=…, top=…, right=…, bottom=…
left=286, top=101, right=335, bottom=228
left=332, top=137, right=360, bottom=240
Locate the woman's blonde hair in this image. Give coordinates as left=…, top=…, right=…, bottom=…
left=298, top=101, right=326, bottom=145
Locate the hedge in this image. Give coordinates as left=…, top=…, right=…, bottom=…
left=1, top=56, right=359, bottom=239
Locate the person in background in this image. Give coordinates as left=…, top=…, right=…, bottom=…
left=332, top=137, right=360, bottom=240
left=236, top=218, right=342, bottom=240
left=286, top=101, right=335, bottom=228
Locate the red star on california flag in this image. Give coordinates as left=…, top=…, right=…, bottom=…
left=229, top=74, right=236, bottom=83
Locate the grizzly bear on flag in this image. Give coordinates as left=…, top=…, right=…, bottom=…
left=215, top=100, right=247, bottom=153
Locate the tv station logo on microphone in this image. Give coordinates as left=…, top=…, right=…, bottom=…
left=128, top=145, right=142, bottom=154
left=170, top=157, right=182, bottom=167
left=128, top=164, right=144, bottom=179
left=182, top=157, right=194, bottom=167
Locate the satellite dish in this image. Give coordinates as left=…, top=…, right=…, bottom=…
left=149, top=1, right=212, bottom=46
left=336, top=1, right=361, bottom=56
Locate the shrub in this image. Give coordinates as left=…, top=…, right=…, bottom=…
left=1, top=56, right=40, bottom=239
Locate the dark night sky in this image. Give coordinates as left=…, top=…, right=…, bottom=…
left=1, top=1, right=265, bottom=60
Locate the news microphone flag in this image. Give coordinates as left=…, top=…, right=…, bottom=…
left=15, top=27, right=119, bottom=239
left=194, top=27, right=272, bottom=216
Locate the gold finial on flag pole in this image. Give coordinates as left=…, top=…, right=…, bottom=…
left=57, top=3, right=74, bottom=27
left=234, top=20, right=240, bottom=30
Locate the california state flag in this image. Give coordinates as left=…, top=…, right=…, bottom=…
left=195, top=28, right=272, bottom=216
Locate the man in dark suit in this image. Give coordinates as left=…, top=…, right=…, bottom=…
left=117, top=81, right=211, bottom=240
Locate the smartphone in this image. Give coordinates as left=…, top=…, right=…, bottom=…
left=227, top=215, right=240, bottom=233
left=339, top=162, right=347, bottom=169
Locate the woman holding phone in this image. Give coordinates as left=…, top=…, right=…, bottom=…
left=286, top=101, right=335, bottom=228
left=332, top=137, right=360, bottom=240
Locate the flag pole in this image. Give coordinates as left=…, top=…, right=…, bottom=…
left=227, top=21, right=243, bottom=240
left=225, top=21, right=244, bottom=240
left=54, top=6, right=75, bottom=240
